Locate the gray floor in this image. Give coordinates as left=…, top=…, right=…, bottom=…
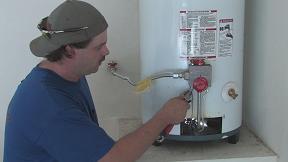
left=102, top=118, right=277, bottom=162
left=137, top=127, right=277, bottom=162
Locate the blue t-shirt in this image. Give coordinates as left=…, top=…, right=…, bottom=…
left=4, top=66, right=115, bottom=162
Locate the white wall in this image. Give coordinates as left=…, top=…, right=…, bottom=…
left=244, top=0, right=288, bottom=162
left=0, top=0, right=140, bottom=160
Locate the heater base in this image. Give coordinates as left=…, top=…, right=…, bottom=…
left=153, top=127, right=240, bottom=146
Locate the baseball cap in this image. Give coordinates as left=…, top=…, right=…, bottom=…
left=30, top=0, right=108, bottom=57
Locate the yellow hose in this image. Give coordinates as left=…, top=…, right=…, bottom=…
left=135, top=78, right=152, bottom=93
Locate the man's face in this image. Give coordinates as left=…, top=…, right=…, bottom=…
left=73, top=30, right=109, bottom=75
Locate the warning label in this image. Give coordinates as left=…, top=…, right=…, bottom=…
left=219, top=19, right=234, bottom=57
left=179, top=10, right=217, bottom=59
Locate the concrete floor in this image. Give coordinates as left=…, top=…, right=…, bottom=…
left=101, top=118, right=277, bottom=162
left=138, top=127, right=277, bottom=162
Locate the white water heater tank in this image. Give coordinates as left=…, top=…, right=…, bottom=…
left=139, top=0, right=245, bottom=143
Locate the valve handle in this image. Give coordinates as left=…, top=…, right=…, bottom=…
left=191, top=59, right=205, bottom=66
left=107, top=61, right=118, bottom=71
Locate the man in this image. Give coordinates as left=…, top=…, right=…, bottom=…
left=4, top=0, right=189, bottom=162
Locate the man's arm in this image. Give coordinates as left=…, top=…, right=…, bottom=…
left=99, top=96, right=189, bottom=162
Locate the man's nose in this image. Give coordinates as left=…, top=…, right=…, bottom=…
left=103, top=45, right=110, bottom=56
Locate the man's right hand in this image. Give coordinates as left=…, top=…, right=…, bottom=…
left=99, top=93, right=190, bottom=162
left=158, top=96, right=190, bottom=125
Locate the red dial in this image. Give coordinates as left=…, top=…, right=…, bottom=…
left=193, top=76, right=208, bottom=93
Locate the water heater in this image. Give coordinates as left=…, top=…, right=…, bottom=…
left=139, top=0, right=245, bottom=144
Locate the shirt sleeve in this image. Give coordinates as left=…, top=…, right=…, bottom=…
left=36, top=106, right=115, bottom=162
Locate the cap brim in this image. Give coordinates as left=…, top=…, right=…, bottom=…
left=30, top=35, right=60, bottom=57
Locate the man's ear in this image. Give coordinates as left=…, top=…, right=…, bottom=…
left=64, top=45, right=76, bottom=58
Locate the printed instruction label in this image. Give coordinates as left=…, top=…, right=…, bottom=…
left=179, top=10, right=217, bottom=59
left=219, top=19, right=234, bottom=57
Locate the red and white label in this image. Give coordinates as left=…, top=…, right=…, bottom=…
left=219, top=18, right=234, bottom=57
left=179, top=10, right=218, bottom=59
